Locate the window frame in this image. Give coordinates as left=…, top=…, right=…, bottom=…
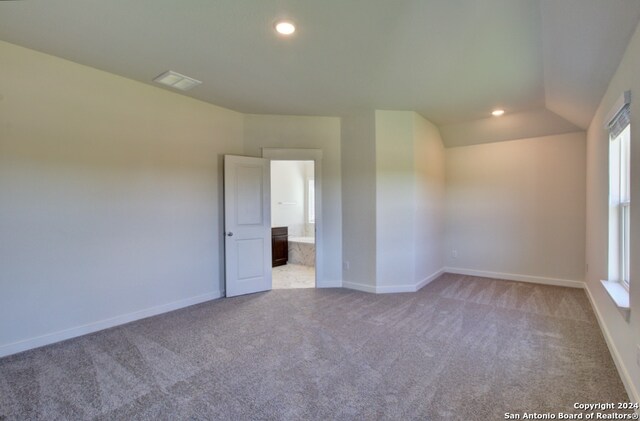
left=609, top=120, right=631, bottom=290
left=307, top=178, right=315, bottom=224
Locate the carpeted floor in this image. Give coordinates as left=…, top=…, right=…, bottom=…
left=0, top=274, right=630, bottom=420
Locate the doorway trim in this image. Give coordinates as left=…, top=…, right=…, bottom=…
left=262, top=148, right=323, bottom=287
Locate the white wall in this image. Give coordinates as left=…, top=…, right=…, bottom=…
left=413, top=113, right=446, bottom=285
left=343, top=110, right=445, bottom=293
left=375, top=111, right=446, bottom=291
left=375, top=111, right=416, bottom=287
left=0, top=41, right=244, bottom=356
left=585, top=19, right=640, bottom=403
left=445, top=132, right=586, bottom=284
left=271, top=160, right=314, bottom=237
left=243, top=114, right=342, bottom=287
left=341, top=111, right=377, bottom=290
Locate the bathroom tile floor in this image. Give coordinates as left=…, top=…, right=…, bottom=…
left=272, top=263, right=315, bottom=289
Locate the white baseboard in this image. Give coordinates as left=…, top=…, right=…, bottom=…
left=0, top=290, right=223, bottom=358
left=444, top=267, right=584, bottom=289
left=344, top=268, right=445, bottom=294
left=375, top=284, right=417, bottom=293
left=342, top=281, right=377, bottom=293
left=318, top=279, right=342, bottom=288
left=415, top=268, right=446, bottom=291
left=584, top=284, right=640, bottom=405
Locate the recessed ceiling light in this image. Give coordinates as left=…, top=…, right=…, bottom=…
left=492, top=109, right=505, bottom=117
left=274, top=20, right=296, bottom=36
left=153, top=71, right=202, bottom=91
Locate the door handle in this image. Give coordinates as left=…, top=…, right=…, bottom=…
left=226, top=232, right=234, bottom=237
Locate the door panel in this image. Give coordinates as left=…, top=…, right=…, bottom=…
left=235, top=165, right=264, bottom=225
left=224, top=155, right=271, bottom=297
left=237, top=239, right=264, bottom=279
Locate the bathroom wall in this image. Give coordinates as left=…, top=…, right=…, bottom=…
left=271, top=160, right=315, bottom=237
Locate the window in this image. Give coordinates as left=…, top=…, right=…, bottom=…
left=308, top=179, right=315, bottom=224
left=608, top=95, right=631, bottom=289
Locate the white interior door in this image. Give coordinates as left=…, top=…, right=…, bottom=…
left=224, top=155, right=271, bottom=297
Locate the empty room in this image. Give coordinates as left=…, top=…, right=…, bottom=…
left=1, top=1, right=640, bottom=420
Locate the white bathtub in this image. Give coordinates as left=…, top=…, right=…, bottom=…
left=288, top=236, right=315, bottom=244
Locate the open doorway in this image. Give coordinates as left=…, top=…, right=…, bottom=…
left=270, top=160, right=316, bottom=289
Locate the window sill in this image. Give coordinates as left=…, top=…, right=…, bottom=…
left=600, top=280, right=630, bottom=321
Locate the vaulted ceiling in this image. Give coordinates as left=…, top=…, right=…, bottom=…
left=1, top=0, right=639, bottom=146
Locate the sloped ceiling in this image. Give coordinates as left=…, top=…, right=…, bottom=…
left=0, top=0, right=638, bottom=147
left=540, top=0, right=640, bottom=129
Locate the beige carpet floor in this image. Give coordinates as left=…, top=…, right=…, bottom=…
left=0, top=274, right=630, bottom=420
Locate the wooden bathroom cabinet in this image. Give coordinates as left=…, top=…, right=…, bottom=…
left=271, top=226, right=288, bottom=267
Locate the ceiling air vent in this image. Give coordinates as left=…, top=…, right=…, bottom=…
left=153, top=70, right=202, bottom=91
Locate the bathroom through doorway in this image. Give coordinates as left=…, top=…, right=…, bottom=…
left=270, top=160, right=316, bottom=289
